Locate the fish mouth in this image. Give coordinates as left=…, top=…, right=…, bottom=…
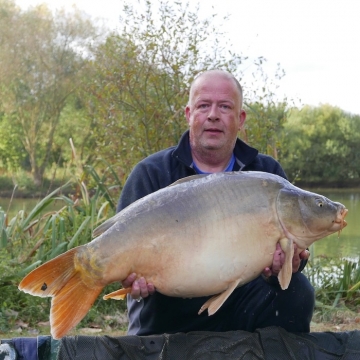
left=333, top=206, right=348, bottom=235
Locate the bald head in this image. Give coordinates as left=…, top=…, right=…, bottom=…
left=189, top=70, right=243, bottom=108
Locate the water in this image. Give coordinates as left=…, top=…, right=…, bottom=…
left=0, top=189, right=359, bottom=259
left=0, top=197, right=63, bottom=218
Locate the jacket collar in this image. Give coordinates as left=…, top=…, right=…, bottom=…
left=172, top=130, right=259, bottom=170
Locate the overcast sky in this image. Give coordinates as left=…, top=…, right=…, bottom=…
left=16, top=0, right=360, bottom=115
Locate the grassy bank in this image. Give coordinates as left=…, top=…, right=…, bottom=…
left=0, top=172, right=69, bottom=198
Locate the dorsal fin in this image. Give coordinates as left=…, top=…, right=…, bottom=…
left=169, top=174, right=209, bottom=187
left=92, top=213, right=123, bottom=237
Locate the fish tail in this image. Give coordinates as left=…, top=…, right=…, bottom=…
left=18, top=248, right=104, bottom=339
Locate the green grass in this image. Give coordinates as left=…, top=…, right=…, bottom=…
left=304, top=256, right=360, bottom=316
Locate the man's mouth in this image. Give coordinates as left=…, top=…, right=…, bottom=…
left=205, top=128, right=223, bottom=134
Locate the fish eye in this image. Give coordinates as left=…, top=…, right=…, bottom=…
left=316, top=198, right=324, bottom=207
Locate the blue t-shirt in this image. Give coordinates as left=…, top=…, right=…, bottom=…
left=193, top=153, right=235, bottom=174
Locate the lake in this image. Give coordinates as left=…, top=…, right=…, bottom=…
left=0, top=197, right=62, bottom=217
left=0, top=189, right=359, bottom=259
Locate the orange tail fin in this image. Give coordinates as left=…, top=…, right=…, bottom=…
left=18, top=248, right=103, bottom=339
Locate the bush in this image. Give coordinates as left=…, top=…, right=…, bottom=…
left=0, top=175, right=14, bottom=190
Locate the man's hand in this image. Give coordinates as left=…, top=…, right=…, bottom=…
left=262, top=243, right=310, bottom=278
left=121, top=273, right=155, bottom=301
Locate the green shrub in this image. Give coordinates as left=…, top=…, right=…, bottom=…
left=0, top=176, right=14, bottom=189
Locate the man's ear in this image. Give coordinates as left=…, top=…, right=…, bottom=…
left=238, top=109, right=247, bottom=130
left=185, top=105, right=191, bottom=125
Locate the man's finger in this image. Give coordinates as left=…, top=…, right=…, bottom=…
left=262, top=267, right=272, bottom=278
left=271, top=243, right=283, bottom=275
left=147, top=283, right=156, bottom=295
left=292, top=254, right=301, bottom=273
left=300, top=249, right=310, bottom=260
left=130, top=279, right=141, bottom=300
left=122, top=272, right=137, bottom=288
left=138, top=277, right=149, bottom=298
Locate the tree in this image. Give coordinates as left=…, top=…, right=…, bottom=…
left=243, top=101, right=288, bottom=159
left=281, top=104, right=360, bottom=184
left=0, top=111, right=28, bottom=171
left=80, top=0, right=276, bottom=179
left=0, top=0, right=98, bottom=185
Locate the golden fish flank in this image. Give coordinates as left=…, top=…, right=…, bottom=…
left=18, top=171, right=348, bottom=339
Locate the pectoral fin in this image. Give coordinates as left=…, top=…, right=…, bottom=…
left=198, top=279, right=241, bottom=316
left=103, top=287, right=131, bottom=300
left=278, top=237, right=294, bottom=290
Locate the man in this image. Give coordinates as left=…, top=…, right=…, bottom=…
left=117, top=70, right=314, bottom=336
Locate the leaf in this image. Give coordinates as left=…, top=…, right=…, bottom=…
left=68, top=216, right=91, bottom=248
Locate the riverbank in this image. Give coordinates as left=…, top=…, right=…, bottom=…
left=0, top=175, right=67, bottom=199
left=294, top=179, right=360, bottom=190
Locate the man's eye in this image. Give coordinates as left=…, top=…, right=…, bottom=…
left=198, top=104, right=208, bottom=109
left=220, top=104, right=231, bottom=109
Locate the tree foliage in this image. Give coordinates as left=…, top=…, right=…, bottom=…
left=281, top=104, right=360, bottom=184
left=243, top=101, right=288, bottom=159
left=0, top=0, right=98, bottom=185
left=0, top=112, right=27, bottom=171
left=80, top=0, right=269, bottom=178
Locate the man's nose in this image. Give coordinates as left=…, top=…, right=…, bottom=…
left=207, top=104, right=220, bottom=121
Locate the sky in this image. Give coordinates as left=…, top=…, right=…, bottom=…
left=16, top=0, right=360, bottom=115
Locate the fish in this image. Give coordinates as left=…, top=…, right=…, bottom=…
left=18, top=171, right=348, bottom=339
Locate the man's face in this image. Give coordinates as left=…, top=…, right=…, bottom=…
left=185, top=73, right=246, bottom=156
